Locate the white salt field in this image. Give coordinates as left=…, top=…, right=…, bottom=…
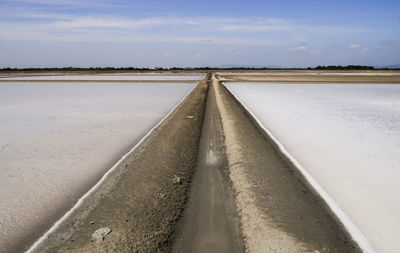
left=0, top=75, right=204, bottom=81
left=217, top=72, right=400, bottom=76
left=0, top=82, right=194, bottom=250
left=225, top=83, right=400, bottom=253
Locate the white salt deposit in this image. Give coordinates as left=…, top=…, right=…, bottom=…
left=0, top=75, right=203, bottom=80
left=0, top=82, right=194, bottom=251
left=217, top=72, right=400, bottom=76
left=225, top=83, right=400, bottom=253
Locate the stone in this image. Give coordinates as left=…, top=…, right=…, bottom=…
left=92, top=227, right=112, bottom=243
left=172, top=175, right=182, bottom=184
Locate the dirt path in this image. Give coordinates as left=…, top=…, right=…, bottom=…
left=213, top=75, right=362, bottom=252
left=173, top=76, right=244, bottom=253
left=28, top=77, right=208, bottom=253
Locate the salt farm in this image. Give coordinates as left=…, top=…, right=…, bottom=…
left=0, top=71, right=399, bottom=252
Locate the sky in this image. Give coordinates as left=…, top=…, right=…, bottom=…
left=0, top=0, right=399, bottom=68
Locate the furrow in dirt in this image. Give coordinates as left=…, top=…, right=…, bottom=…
left=172, top=75, right=244, bottom=253
left=213, top=74, right=362, bottom=253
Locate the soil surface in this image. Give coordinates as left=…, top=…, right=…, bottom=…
left=172, top=76, right=244, bottom=253
left=213, top=74, right=362, bottom=252
left=29, top=76, right=208, bottom=253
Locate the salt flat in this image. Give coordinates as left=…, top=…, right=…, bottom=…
left=0, top=82, right=194, bottom=251
left=217, top=71, right=400, bottom=76
left=0, top=75, right=203, bottom=80
left=225, top=83, right=400, bottom=253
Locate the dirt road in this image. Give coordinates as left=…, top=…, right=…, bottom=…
left=173, top=75, right=244, bottom=253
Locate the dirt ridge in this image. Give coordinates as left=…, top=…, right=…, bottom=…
left=213, top=74, right=363, bottom=253
left=29, top=75, right=209, bottom=253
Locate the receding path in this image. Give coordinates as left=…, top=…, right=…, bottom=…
left=213, top=75, right=363, bottom=252
left=173, top=76, right=244, bottom=253
left=25, top=73, right=369, bottom=252
left=28, top=78, right=209, bottom=253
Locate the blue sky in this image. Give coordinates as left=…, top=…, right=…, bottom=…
left=0, top=0, right=399, bottom=68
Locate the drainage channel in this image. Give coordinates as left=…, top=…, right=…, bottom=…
left=173, top=76, right=244, bottom=253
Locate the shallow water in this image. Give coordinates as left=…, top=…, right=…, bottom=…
left=226, top=83, right=400, bottom=253
left=0, top=75, right=203, bottom=80
left=0, top=82, right=194, bottom=251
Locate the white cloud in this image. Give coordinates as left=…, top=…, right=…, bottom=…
left=220, top=24, right=283, bottom=32
left=52, top=16, right=167, bottom=29
left=224, top=48, right=239, bottom=55
left=217, top=20, right=371, bottom=34
left=1, top=0, right=131, bottom=8
left=9, top=15, right=240, bottom=30
left=0, top=11, right=376, bottom=46
left=0, top=9, right=374, bottom=34
left=0, top=22, right=283, bottom=46
left=289, top=45, right=308, bottom=52
left=349, top=44, right=362, bottom=49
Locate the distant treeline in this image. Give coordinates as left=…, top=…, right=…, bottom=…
left=313, top=65, right=375, bottom=70
left=0, top=65, right=396, bottom=72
